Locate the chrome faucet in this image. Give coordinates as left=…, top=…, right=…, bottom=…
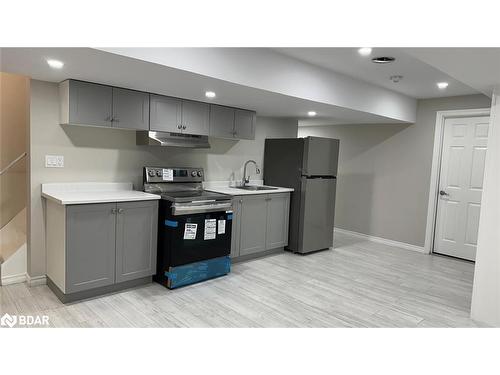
left=242, top=160, right=261, bottom=186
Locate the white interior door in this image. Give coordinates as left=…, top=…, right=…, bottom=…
left=434, top=116, right=490, bottom=261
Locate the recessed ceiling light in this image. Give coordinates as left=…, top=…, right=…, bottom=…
left=205, top=91, right=216, bottom=98
left=46, top=59, right=64, bottom=69
left=307, top=111, right=317, bottom=117
left=371, top=56, right=395, bottom=64
left=437, top=82, right=449, bottom=89
left=358, top=47, right=372, bottom=56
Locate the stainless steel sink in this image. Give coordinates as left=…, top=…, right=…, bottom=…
left=233, top=185, right=278, bottom=191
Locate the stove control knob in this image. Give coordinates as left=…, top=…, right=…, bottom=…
left=191, top=170, right=197, bottom=177
left=156, top=170, right=163, bottom=177
left=148, top=170, right=155, bottom=177
left=197, top=171, right=203, bottom=177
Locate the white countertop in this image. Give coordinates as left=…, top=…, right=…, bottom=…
left=204, top=180, right=293, bottom=196
left=41, top=182, right=160, bottom=205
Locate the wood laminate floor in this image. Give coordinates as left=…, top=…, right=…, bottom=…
left=0, top=232, right=487, bottom=328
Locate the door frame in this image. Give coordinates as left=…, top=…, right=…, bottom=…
left=424, top=108, right=491, bottom=255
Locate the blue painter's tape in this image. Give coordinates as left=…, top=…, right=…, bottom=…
left=227, top=214, right=233, bottom=220
left=165, top=256, right=231, bottom=289
left=165, top=220, right=178, bottom=228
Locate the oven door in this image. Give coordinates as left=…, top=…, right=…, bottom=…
left=162, top=207, right=233, bottom=267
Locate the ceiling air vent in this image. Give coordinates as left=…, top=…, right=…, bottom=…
left=371, top=56, right=396, bottom=64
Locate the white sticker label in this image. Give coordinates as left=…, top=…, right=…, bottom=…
left=218, top=219, right=226, bottom=235
left=184, top=223, right=197, bottom=240
left=162, top=168, right=173, bottom=181
left=204, top=219, right=216, bottom=240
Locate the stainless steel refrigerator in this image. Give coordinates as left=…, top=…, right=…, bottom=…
left=264, top=136, right=339, bottom=254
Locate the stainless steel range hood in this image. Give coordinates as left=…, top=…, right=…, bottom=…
left=136, top=131, right=210, bottom=148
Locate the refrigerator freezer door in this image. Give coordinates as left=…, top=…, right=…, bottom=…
left=298, top=177, right=336, bottom=253
left=303, top=137, right=339, bottom=177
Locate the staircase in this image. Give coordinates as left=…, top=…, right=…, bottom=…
left=0, top=72, right=29, bottom=285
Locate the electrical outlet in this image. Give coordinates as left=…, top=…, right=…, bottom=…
left=45, top=155, right=64, bottom=168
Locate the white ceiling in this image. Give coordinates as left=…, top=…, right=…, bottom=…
left=1, top=47, right=494, bottom=127
left=0, top=47, right=408, bottom=125
left=274, top=48, right=480, bottom=99
left=405, top=48, right=500, bottom=97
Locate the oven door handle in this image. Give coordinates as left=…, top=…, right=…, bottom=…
left=171, top=202, right=233, bottom=216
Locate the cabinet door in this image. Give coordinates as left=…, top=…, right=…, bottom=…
left=115, top=201, right=158, bottom=283
left=239, top=195, right=268, bottom=256
left=66, top=203, right=116, bottom=293
left=265, top=193, right=290, bottom=250
left=209, top=105, right=235, bottom=139
left=234, top=109, right=256, bottom=140
left=181, top=100, right=209, bottom=136
left=69, top=80, right=112, bottom=127
left=150, top=94, right=182, bottom=132
left=112, top=88, right=149, bottom=130
left=230, top=197, right=242, bottom=258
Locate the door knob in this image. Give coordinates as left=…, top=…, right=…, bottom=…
left=439, top=190, right=449, bottom=196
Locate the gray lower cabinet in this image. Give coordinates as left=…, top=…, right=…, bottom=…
left=112, top=88, right=150, bottom=130
left=239, top=195, right=268, bottom=256
left=48, top=200, right=158, bottom=300
left=115, top=201, right=158, bottom=283
left=231, top=193, right=290, bottom=259
left=230, top=197, right=242, bottom=258
left=265, top=193, right=290, bottom=249
left=62, top=80, right=113, bottom=127
left=66, top=203, right=116, bottom=293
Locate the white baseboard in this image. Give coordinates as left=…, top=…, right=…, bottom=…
left=26, top=274, right=47, bottom=287
left=1, top=272, right=27, bottom=286
left=334, top=227, right=427, bottom=254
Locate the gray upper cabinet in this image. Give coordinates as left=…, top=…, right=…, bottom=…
left=234, top=109, right=256, bottom=140
left=239, top=195, right=268, bottom=256
left=181, top=100, right=210, bottom=136
left=209, top=106, right=256, bottom=140
left=112, top=88, right=149, bottom=130
left=210, top=105, right=236, bottom=139
left=66, top=203, right=116, bottom=293
left=63, top=80, right=113, bottom=127
left=115, top=201, right=158, bottom=283
left=265, top=193, right=290, bottom=249
left=60, top=79, right=256, bottom=139
left=149, top=94, right=182, bottom=133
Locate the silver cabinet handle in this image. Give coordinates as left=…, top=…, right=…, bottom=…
left=118, top=208, right=124, bottom=214
left=439, top=190, right=449, bottom=197
left=177, top=124, right=182, bottom=129
left=182, top=125, right=187, bottom=130
left=239, top=199, right=243, bottom=203
left=111, top=208, right=117, bottom=214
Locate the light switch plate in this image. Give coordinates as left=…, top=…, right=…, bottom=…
left=45, top=155, right=64, bottom=168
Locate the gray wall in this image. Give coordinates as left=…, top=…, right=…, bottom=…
left=298, top=94, right=491, bottom=247
left=29, top=80, right=297, bottom=277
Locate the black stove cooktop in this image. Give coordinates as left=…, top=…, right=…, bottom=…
left=160, top=190, right=231, bottom=203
